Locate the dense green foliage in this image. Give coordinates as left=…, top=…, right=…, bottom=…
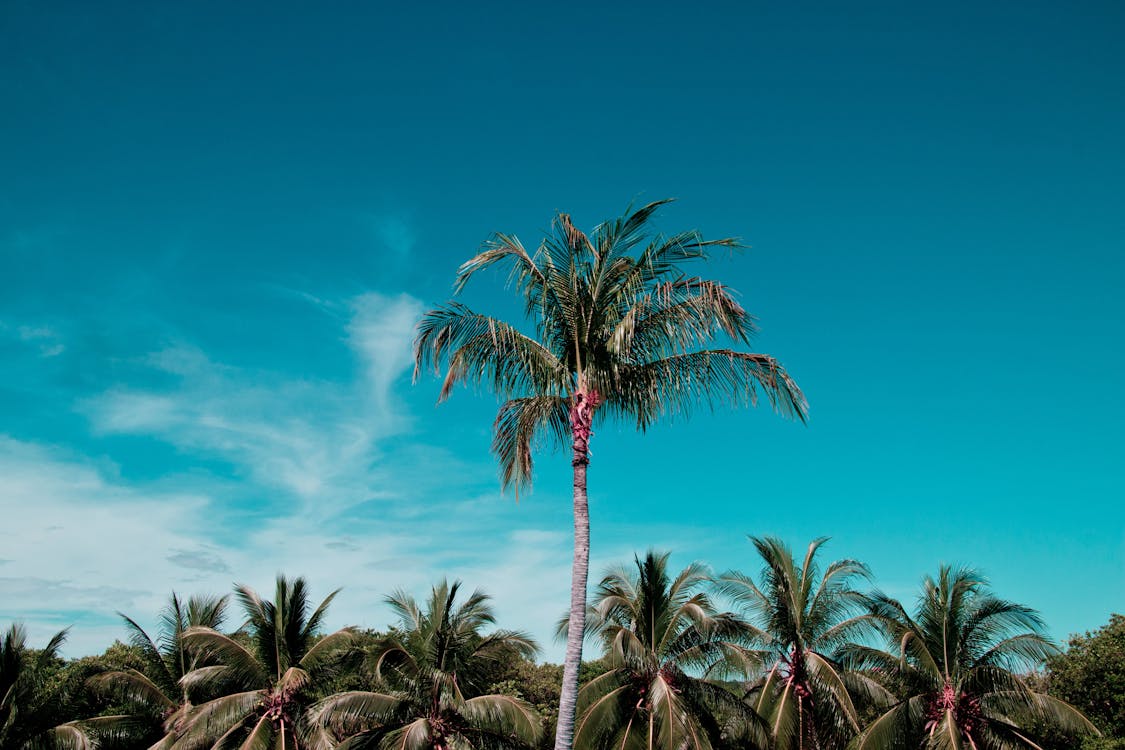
left=1043, top=614, right=1125, bottom=749
left=1, top=555, right=1111, bottom=750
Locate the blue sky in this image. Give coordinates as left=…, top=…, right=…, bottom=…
left=1, top=1, right=1122, bottom=660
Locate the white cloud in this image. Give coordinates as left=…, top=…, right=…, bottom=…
left=0, top=292, right=587, bottom=660
left=0, top=434, right=578, bottom=659
left=0, top=321, right=66, bottom=357
left=80, top=293, right=423, bottom=514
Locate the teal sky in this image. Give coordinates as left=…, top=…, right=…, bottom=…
left=2, top=1, right=1122, bottom=659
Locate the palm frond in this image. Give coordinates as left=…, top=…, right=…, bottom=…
left=613, top=349, right=806, bottom=431
left=181, top=629, right=268, bottom=690
left=460, top=695, right=543, bottom=745
left=491, top=395, right=569, bottom=493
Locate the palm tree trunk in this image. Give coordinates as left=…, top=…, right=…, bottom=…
left=554, top=397, right=595, bottom=750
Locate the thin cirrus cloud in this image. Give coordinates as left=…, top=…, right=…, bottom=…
left=80, top=292, right=423, bottom=512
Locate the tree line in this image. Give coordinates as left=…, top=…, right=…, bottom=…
left=3, top=536, right=1119, bottom=750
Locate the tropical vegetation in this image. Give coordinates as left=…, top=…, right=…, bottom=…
left=849, top=566, right=1097, bottom=750
left=0, top=624, right=93, bottom=750
left=172, top=576, right=357, bottom=750
left=1043, top=614, right=1125, bottom=748
left=87, top=593, right=228, bottom=748
left=310, top=579, right=542, bottom=750
left=414, top=200, right=808, bottom=750
left=717, top=536, right=889, bottom=750
left=572, top=551, right=764, bottom=750
left=0, top=552, right=1113, bottom=750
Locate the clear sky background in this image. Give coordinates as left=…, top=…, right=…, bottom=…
left=1, top=1, right=1122, bottom=660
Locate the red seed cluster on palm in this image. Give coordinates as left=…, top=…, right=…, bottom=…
left=262, top=687, right=295, bottom=727
left=924, top=682, right=982, bottom=734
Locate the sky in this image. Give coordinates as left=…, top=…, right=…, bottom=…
left=1, top=1, right=1123, bottom=661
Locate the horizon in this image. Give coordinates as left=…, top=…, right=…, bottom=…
left=1, top=1, right=1122, bottom=662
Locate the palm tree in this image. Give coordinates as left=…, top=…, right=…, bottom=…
left=716, top=537, right=886, bottom=750
left=309, top=579, right=542, bottom=750
left=851, top=565, right=1097, bottom=749
left=0, top=623, right=91, bottom=750
left=174, top=576, right=357, bottom=750
left=414, top=200, right=807, bottom=750
left=87, top=593, right=228, bottom=748
left=573, top=551, right=765, bottom=750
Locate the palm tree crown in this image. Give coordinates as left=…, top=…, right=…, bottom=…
left=87, top=593, right=228, bottom=747
left=414, top=199, right=806, bottom=491
left=175, top=575, right=356, bottom=750
left=716, top=536, right=884, bottom=750
left=414, top=200, right=807, bottom=750
left=575, top=551, right=762, bottom=750
left=852, top=565, right=1096, bottom=749
left=310, top=579, right=542, bottom=750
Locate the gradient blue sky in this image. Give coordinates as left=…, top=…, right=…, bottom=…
left=1, top=1, right=1122, bottom=660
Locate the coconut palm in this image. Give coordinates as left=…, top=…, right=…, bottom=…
left=573, top=551, right=765, bottom=750
left=850, top=566, right=1097, bottom=749
left=87, top=593, right=228, bottom=748
left=174, top=576, right=357, bottom=750
left=309, top=579, right=542, bottom=750
left=0, top=623, right=92, bottom=750
left=716, top=537, right=886, bottom=750
left=414, top=200, right=807, bottom=750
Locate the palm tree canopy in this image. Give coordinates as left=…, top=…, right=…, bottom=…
left=574, top=551, right=764, bottom=750
left=83, top=593, right=229, bottom=749
left=175, top=575, right=357, bottom=750
left=311, top=579, right=542, bottom=750
left=851, top=565, right=1098, bottom=750
left=716, top=536, right=884, bottom=750
left=89, top=592, right=228, bottom=707
left=414, top=199, right=808, bottom=491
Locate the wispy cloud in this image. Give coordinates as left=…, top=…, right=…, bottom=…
left=0, top=433, right=579, bottom=658
left=0, top=321, right=66, bottom=357
left=80, top=293, right=423, bottom=514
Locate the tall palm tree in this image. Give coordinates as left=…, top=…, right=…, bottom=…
left=716, top=537, right=886, bottom=750
left=309, top=579, right=542, bottom=750
left=87, top=593, right=229, bottom=748
left=174, top=576, right=357, bottom=750
left=574, top=551, right=764, bottom=750
left=0, top=623, right=91, bottom=750
left=414, top=200, right=807, bottom=750
left=851, top=566, right=1097, bottom=749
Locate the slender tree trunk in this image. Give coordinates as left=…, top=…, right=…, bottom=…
left=554, top=395, right=595, bottom=750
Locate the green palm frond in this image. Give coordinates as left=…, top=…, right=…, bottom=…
left=491, top=395, right=570, bottom=493
left=172, top=690, right=261, bottom=750
left=182, top=629, right=268, bottom=689
left=310, top=690, right=404, bottom=733
left=460, top=695, right=543, bottom=744
left=87, top=668, right=175, bottom=712
left=414, top=304, right=567, bottom=401
left=299, top=629, right=357, bottom=673
left=612, top=349, right=806, bottom=431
